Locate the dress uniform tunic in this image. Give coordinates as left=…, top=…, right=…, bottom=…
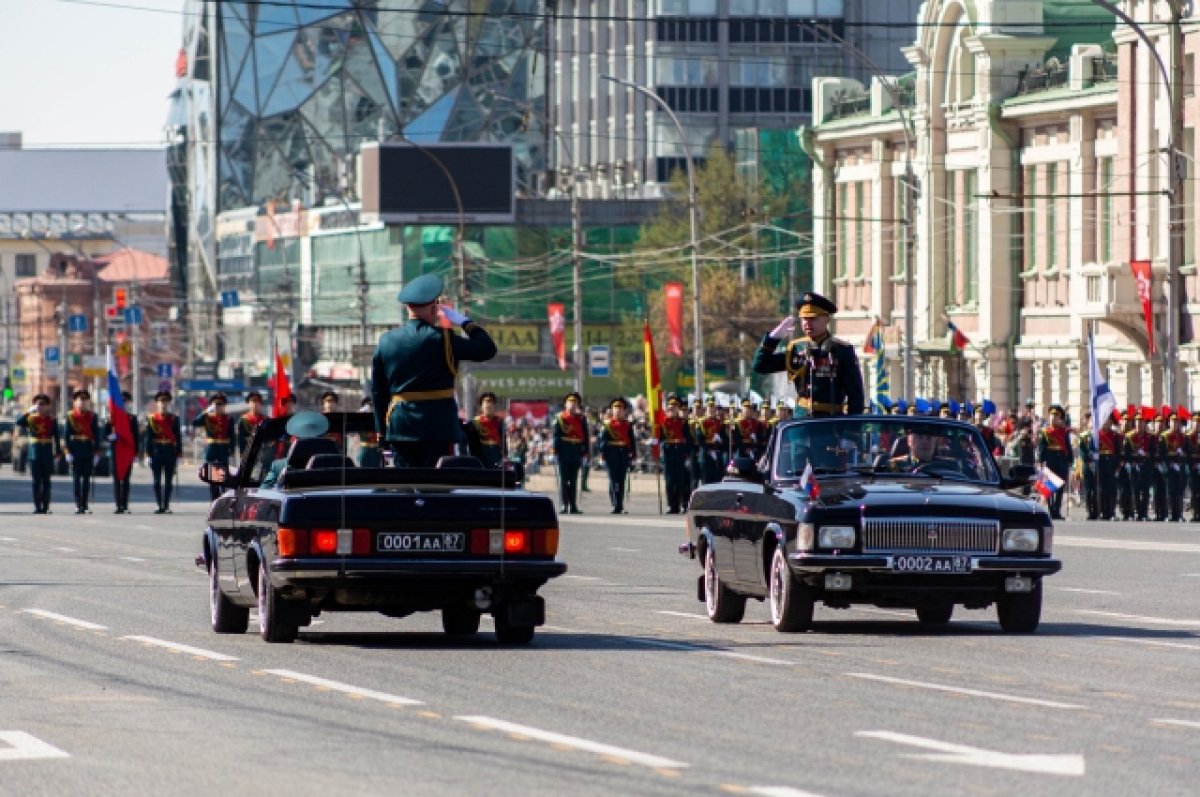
left=469, top=413, right=506, bottom=468
left=753, top=333, right=865, bottom=416
left=731, top=412, right=766, bottom=460
left=552, top=406, right=587, bottom=514
left=1123, top=427, right=1156, bottom=521
left=104, top=415, right=139, bottom=513
left=357, top=430, right=382, bottom=467
left=64, top=408, right=100, bottom=513
left=145, top=412, right=183, bottom=512
left=658, top=411, right=695, bottom=514
left=695, top=413, right=727, bottom=484
left=1097, top=423, right=1121, bottom=521
left=599, top=415, right=635, bottom=514
left=1077, top=429, right=1098, bottom=521
left=1036, top=422, right=1073, bottom=519
left=193, top=412, right=234, bottom=500
left=236, top=410, right=266, bottom=462
left=1160, top=426, right=1190, bottom=521
left=18, top=411, right=61, bottom=513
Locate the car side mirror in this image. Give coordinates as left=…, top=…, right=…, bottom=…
left=199, top=463, right=230, bottom=485
left=726, top=455, right=763, bottom=483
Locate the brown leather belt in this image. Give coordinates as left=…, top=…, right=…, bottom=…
left=798, top=397, right=843, bottom=414
left=386, top=389, right=456, bottom=426
left=70, top=435, right=94, bottom=441
left=205, top=438, right=231, bottom=444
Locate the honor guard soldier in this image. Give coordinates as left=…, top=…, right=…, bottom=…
left=371, top=273, right=497, bottom=467
left=64, top=389, right=101, bottom=514
left=1036, top=404, right=1074, bottom=520
left=753, top=292, right=865, bottom=416
left=320, top=391, right=343, bottom=448
left=193, top=392, right=234, bottom=501
left=1188, top=409, right=1200, bottom=522
left=599, top=397, right=636, bottom=514
left=552, top=391, right=587, bottom=514
left=1096, top=409, right=1122, bottom=521
left=1077, top=412, right=1099, bottom=521
left=104, top=391, right=139, bottom=514
left=657, top=395, right=696, bottom=514
left=731, top=398, right=766, bottom=460
left=357, top=398, right=382, bottom=467
left=466, top=392, right=506, bottom=468
left=18, top=393, right=62, bottom=513
left=696, top=399, right=727, bottom=484
left=236, top=391, right=267, bottom=463
left=1116, top=405, right=1136, bottom=520
left=689, top=398, right=706, bottom=490
left=1160, top=406, right=1190, bottom=522
left=1123, top=407, right=1156, bottom=521
left=145, top=391, right=183, bottom=514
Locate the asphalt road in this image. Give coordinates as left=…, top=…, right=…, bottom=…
left=1, top=465, right=1199, bottom=796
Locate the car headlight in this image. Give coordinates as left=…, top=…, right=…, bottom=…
left=1002, top=528, right=1040, bottom=553
left=818, top=525, right=855, bottom=549
left=796, top=522, right=815, bottom=551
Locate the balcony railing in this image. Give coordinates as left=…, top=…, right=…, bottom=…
left=1016, top=58, right=1069, bottom=96
left=828, top=89, right=870, bottom=120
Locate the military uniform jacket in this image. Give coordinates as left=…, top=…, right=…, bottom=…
left=468, top=414, right=507, bottom=466
left=370, top=318, right=497, bottom=442
left=695, top=416, right=725, bottom=450
left=752, top=332, right=865, bottom=415
left=192, top=412, right=234, bottom=463
left=1037, top=427, right=1074, bottom=467
left=1160, top=431, right=1190, bottom=471
left=731, top=416, right=766, bottom=456
left=17, top=413, right=62, bottom=461
left=599, top=418, right=635, bottom=464
left=1097, top=428, right=1122, bottom=457
left=144, top=412, right=183, bottom=459
left=1123, top=430, right=1156, bottom=466
left=237, top=412, right=266, bottom=454
left=552, top=411, right=588, bottom=453
left=103, top=416, right=141, bottom=461
left=658, top=416, right=695, bottom=450
left=64, top=410, right=100, bottom=456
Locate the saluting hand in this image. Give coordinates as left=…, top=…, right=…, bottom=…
left=769, top=316, right=795, bottom=339
left=441, top=305, right=469, bottom=326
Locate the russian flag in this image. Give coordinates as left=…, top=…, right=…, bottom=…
left=800, top=461, right=820, bottom=499
left=947, top=320, right=970, bottom=352
left=107, top=346, right=135, bottom=479
left=1035, top=467, right=1064, bottom=501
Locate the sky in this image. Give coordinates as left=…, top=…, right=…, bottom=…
left=0, top=0, right=185, bottom=148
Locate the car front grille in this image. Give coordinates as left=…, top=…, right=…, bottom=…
left=862, top=518, right=999, bottom=553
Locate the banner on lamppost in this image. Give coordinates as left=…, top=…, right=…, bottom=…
left=1130, top=259, right=1155, bottom=354
left=664, top=281, right=684, bottom=356
left=547, top=303, right=566, bottom=370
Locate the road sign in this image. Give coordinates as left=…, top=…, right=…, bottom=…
left=82, top=356, right=107, bottom=378
left=11, top=366, right=26, bottom=386
left=124, top=306, right=143, bottom=325
left=67, top=314, right=88, bottom=333
left=589, top=345, right=610, bottom=378
left=179, top=379, right=246, bottom=392
left=220, top=290, right=240, bottom=308
left=44, top=346, right=60, bottom=364
left=157, top=362, right=174, bottom=378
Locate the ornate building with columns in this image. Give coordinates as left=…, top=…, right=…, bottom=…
left=807, top=0, right=1200, bottom=419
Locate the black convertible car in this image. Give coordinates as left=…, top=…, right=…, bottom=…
left=681, top=416, right=1060, bottom=633
left=197, top=413, right=566, bottom=644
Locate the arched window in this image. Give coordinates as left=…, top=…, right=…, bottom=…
left=944, top=20, right=975, bottom=106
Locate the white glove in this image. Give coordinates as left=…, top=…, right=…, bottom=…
left=28, top=405, right=38, bottom=414
left=66, top=453, right=74, bottom=463
left=649, top=438, right=658, bottom=446
left=93, top=455, right=100, bottom=466
left=714, top=434, right=722, bottom=443
left=769, top=316, right=795, bottom=339
left=107, top=433, right=118, bottom=442
left=441, top=305, right=469, bottom=326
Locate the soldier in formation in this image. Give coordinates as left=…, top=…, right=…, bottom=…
left=552, top=391, right=587, bottom=514
left=192, top=392, right=234, bottom=501
left=598, top=396, right=636, bottom=514
left=18, top=394, right=62, bottom=514
left=145, top=390, right=183, bottom=514
left=64, top=389, right=101, bottom=514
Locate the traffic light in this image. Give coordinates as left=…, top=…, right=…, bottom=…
left=2, top=377, right=11, bottom=401
left=114, top=287, right=128, bottom=310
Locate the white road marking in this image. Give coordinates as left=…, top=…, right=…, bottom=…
left=1056, top=587, right=1121, bottom=596
left=558, top=516, right=680, bottom=528
left=749, top=788, right=829, bottom=797
left=22, top=609, right=107, bottom=631
left=135, top=525, right=156, bottom=532
left=0, top=537, right=16, bottom=542
left=121, top=636, right=239, bottom=662
left=454, top=716, right=688, bottom=769
left=846, top=673, right=1086, bottom=710
left=561, top=575, right=602, bottom=581
left=118, top=557, right=146, bottom=563
left=1075, top=610, right=1200, bottom=627
left=1102, top=637, right=1200, bottom=652
left=1152, top=718, right=1200, bottom=730
left=0, top=731, right=69, bottom=762
left=609, top=547, right=640, bottom=553
left=262, top=669, right=423, bottom=706
left=857, top=731, right=1084, bottom=776
left=53, top=547, right=75, bottom=553
left=1056, top=535, right=1200, bottom=554
left=846, top=606, right=912, bottom=618
left=631, top=638, right=793, bottom=666
left=656, top=610, right=708, bottom=620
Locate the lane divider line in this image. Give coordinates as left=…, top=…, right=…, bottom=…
left=1056, top=587, right=1121, bottom=596
left=1101, top=637, right=1200, bottom=651
left=656, top=610, right=709, bottom=621
left=749, top=788, right=830, bottom=797
left=846, top=673, right=1087, bottom=710
left=629, top=638, right=793, bottom=666
left=22, top=609, right=107, bottom=631
left=1075, top=610, right=1200, bottom=627
left=262, top=669, right=423, bottom=706
left=1152, top=718, right=1200, bottom=730
left=453, top=715, right=689, bottom=769
left=0, top=731, right=70, bottom=762
left=121, top=636, right=239, bottom=662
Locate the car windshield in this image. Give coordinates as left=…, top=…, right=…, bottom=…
left=773, top=417, right=1000, bottom=483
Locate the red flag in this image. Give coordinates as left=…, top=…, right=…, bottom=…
left=664, top=281, right=684, bottom=356
left=106, top=346, right=135, bottom=479
left=643, top=322, right=665, bottom=436
left=1130, top=259, right=1155, bottom=354
left=175, top=47, right=188, bottom=78
left=265, top=199, right=277, bottom=250
left=947, top=320, right=969, bottom=352
left=548, top=303, right=566, bottom=370
left=271, top=346, right=291, bottom=417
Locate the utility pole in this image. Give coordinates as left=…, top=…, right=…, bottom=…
left=130, top=281, right=141, bottom=415
left=1166, top=0, right=1184, bottom=405
left=571, top=171, right=585, bottom=392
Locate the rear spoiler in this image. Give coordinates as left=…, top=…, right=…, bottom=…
left=277, top=466, right=525, bottom=491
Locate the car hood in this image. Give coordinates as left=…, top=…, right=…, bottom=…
left=802, top=477, right=1046, bottom=519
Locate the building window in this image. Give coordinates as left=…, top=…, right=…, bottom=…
left=946, top=171, right=958, bottom=303
left=1185, top=130, right=1196, bottom=266
left=1086, top=275, right=1101, bottom=302
left=894, top=175, right=909, bottom=277
left=854, top=182, right=865, bottom=278
left=1098, top=156, right=1114, bottom=263
left=1046, top=164, right=1058, bottom=270
left=1024, top=165, right=1038, bottom=272
left=15, top=253, right=37, bottom=277
left=837, top=183, right=848, bottom=278
left=964, top=169, right=978, bottom=304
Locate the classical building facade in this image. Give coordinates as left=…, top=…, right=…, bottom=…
left=809, top=0, right=1200, bottom=417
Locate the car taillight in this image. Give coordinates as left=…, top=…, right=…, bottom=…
left=312, top=529, right=338, bottom=554
left=277, top=527, right=306, bottom=557
left=306, top=528, right=371, bottom=555
left=535, top=528, right=560, bottom=556
left=468, top=528, right=557, bottom=556
left=504, top=530, right=529, bottom=554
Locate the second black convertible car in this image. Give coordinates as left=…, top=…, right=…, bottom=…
left=197, top=413, right=566, bottom=644
left=681, top=416, right=1060, bottom=633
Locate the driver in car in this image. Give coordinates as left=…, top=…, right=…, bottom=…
left=887, top=430, right=956, bottom=473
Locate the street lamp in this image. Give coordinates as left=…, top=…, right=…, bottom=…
left=601, top=75, right=706, bottom=399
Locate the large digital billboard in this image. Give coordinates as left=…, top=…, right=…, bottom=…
left=360, top=143, right=515, bottom=225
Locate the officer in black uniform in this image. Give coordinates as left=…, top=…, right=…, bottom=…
left=552, top=391, right=587, bottom=514
left=598, top=397, right=636, bottom=514
left=144, top=390, right=183, bottom=513
left=753, top=292, right=865, bottom=416
left=370, top=273, right=497, bottom=467
left=192, top=392, right=235, bottom=501
left=657, top=395, right=696, bottom=514
left=18, top=393, right=62, bottom=514
left=64, top=389, right=101, bottom=514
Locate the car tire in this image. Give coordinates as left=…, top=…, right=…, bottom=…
left=997, top=580, right=1042, bottom=633
left=704, top=546, right=746, bottom=624
left=768, top=547, right=814, bottom=632
left=442, top=606, right=481, bottom=636
left=916, top=602, right=954, bottom=626
left=494, top=614, right=535, bottom=645
left=258, top=559, right=299, bottom=643
left=210, top=554, right=248, bottom=634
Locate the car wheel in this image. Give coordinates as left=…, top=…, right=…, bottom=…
left=704, top=546, right=745, bottom=624
left=768, top=547, right=814, bottom=632
left=997, top=580, right=1042, bottom=633
left=915, top=602, right=954, bottom=626
left=494, top=614, right=535, bottom=645
left=442, top=606, right=481, bottom=636
left=257, top=558, right=299, bottom=643
left=210, top=554, right=248, bottom=634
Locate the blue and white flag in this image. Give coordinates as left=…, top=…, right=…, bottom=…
left=1088, top=333, right=1117, bottom=426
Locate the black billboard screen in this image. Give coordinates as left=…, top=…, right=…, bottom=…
left=363, top=143, right=514, bottom=223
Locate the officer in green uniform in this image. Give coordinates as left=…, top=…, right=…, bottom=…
left=552, top=391, right=587, bottom=514
left=1077, top=412, right=1099, bottom=521
left=236, top=391, right=267, bottom=463
left=657, top=395, right=696, bottom=514
left=144, top=390, right=183, bottom=514
left=18, top=393, right=62, bottom=513
left=371, top=273, right=497, bottom=467
left=357, top=397, right=382, bottom=467
left=1037, top=404, right=1074, bottom=520
left=192, top=392, right=235, bottom=501
left=64, top=389, right=101, bottom=514
left=753, top=292, right=865, bottom=416
left=599, top=397, right=636, bottom=514
left=465, top=391, right=506, bottom=468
